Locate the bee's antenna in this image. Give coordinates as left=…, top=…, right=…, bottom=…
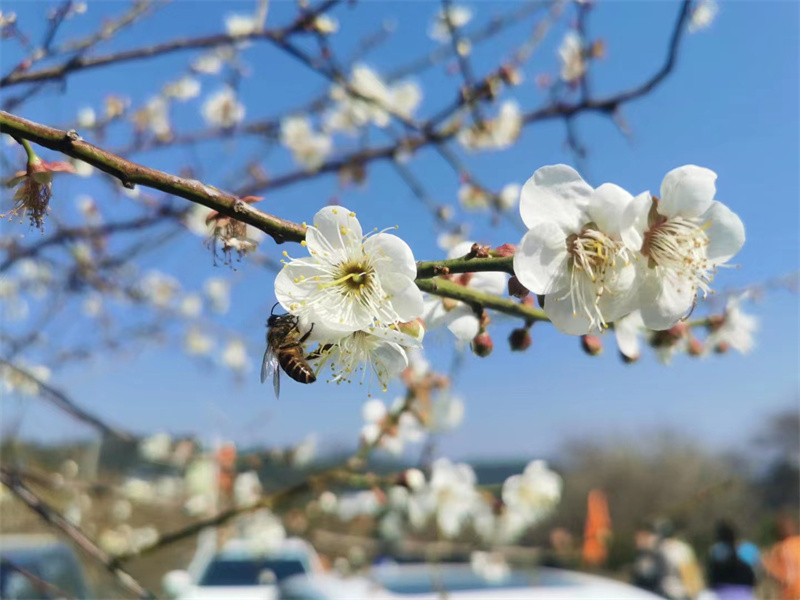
left=270, top=301, right=280, bottom=316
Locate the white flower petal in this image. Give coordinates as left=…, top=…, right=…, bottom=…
left=519, top=165, right=591, bottom=232
left=380, top=273, right=424, bottom=322
left=447, top=309, right=480, bottom=341
left=371, top=341, right=409, bottom=384
left=363, top=399, right=387, bottom=424
left=513, top=223, right=570, bottom=295
left=702, top=201, right=745, bottom=264
left=659, top=165, right=717, bottom=219
left=364, top=233, right=417, bottom=280
left=614, top=310, right=644, bottom=360
left=620, top=191, right=652, bottom=253
left=469, top=271, right=507, bottom=296
left=587, top=183, right=633, bottom=234
left=542, top=293, right=592, bottom=336
left=312, top=206, right=363, bottom=255
left=638, top=270, right=694, bottom=330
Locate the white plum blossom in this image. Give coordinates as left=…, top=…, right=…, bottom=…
left=222, top=339, right=249, bottom=372
left=184, top=204, right=214, bottom=237
left=140, top=271, right=180, bottom=308
left=192, top=51, right=225, bottom=75
left=558, top=31, right=586, bottom=83
left=614, top=309, right=647, bottom=362
left=204, top=277, right=231, bottom=314
left=275, top=206, right=423, bottom=336
left=326, top=65, right=421, bottom=133
left=337, top=490, right=381, bottom=521
left=139, top=433, right=172, bottom=463
left=280, top=115, right=333, bottom=171
left=513, top=165, right=638, bottom=335
left=706, top=294, right=758, bottom=354
left=408, top=458, right=480, bottom=538
left=238, top=510, right=286, bottom=554
left=361, top=398, right=425, bottom=455
left=429, top=391, right=465, bottom=433
left=163, top=76, right=201, bottom=101
left=498, top=183, right=521, bottom=212
left=202, top=86, right=245, bottom=128
left=429, top=5, right=473, bottom=42
left=620, top=165, right=745, bottom=330
left=292, top=434, right=317, bottom=467
left=423, top=241, right=507, bottom=342
left=312, top=14, right=339, bottom=34
left=179, top=294, right=203, bottom=318
left=77, top=107, right=96, bottom=128
left=458, top=101, right=522, bottom=151
left=502, top=460, right=562, bottom=528
left=458, top=183, right=491, bottom=211
left=225, top=13, right=257, bottom=37
left=184, top=327, right=214, bottom=355
left=1, top=362, right=50, bottom=396
left=135, top=97, right=171, bottom=139
left=309, top=325, right=421, bottom=391
left=471, top=551, right=511, bottom=583
left=689, top=0, right=718, bottom=33
left=234, top=471, right=262, bottom=507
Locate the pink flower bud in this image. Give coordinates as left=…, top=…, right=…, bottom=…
left=509, top=328, right=532, bottom=352
left=493, top=243, right=516, bottom=258
left=714, top=341, right=730, bottom=354
left=507, top=276, right=529, bottom=299
left=688, top=338, right=704, bottom=356
left=581, top=335, right=603, bottom=356
left=472, top=332, right=493, bottom=357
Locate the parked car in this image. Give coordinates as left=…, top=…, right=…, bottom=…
left=163, top=536, right=322, bottom=600
left=279, top=563, right=665, bottom=599
left=0, top=534, right=92, bottom=599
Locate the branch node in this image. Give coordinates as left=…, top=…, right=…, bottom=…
left=433, top=265, right=451, bottom=276
left=64, top=129, right=81, bottom=142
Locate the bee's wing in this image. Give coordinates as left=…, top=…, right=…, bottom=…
left=261, top=345, right=281, bottom=398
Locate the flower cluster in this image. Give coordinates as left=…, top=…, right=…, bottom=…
left=513, top=165, right=745, bottom=335
left=274, top=207, right=424, bottom=391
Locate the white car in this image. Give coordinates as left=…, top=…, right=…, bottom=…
left=279, top=563, right=664, bottom=600
left=164, top=536, right=322, bottom=600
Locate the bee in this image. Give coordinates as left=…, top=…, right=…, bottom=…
left=261, top=305, right=316, bottom=398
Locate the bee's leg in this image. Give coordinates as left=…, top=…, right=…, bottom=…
left=305, top=343, right=331, bottom=361
left=298, top=323, right=315, bottom=344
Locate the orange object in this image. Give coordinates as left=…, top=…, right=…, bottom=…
left=216, top=441, right=237, bottom=496
left=762, top=535, right=800, bottom=600
left=582, top=489, right=612, bottom=567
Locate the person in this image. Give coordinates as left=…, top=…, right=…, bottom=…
left=657, top=520, right=705, bottom=600
left=707, top=520, right=756, bottom=600
left=761, top=515, right=800, bottom=600
left=632, top=526, right=667, bottom=595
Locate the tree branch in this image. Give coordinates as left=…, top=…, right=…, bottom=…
left=0, top=111, right=305, bottom=244
left=0, top=467, right=155, bottom=599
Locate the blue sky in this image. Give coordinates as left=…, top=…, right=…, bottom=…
left=2, top=1, right=798, bottom=461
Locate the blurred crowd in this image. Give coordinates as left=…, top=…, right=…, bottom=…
left=539, top=489, right=799, bottom=600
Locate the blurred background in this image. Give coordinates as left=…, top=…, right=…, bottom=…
left=0, top=0, right=797, bottom=598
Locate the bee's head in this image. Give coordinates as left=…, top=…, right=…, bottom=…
left=267, top=313, right=280, bottom=327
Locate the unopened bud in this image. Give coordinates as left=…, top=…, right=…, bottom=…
left=508, top=275, right=529, bottom=299
left=402, top=468, right=425, bottom=491
left=499, top=64, right=523, bottom=86
left=688, top=338, right=704, bottom=356
left=590, top=39, right=606, bottom=59
left=397, top=318, right=425, bottom=342
left=707, top=315, right=725, bottom=331
left=581, top=335, right=603, bottom=356
left=442, top=297, right=459, bottom=311
left=472, top=332, right=493, bottom=357
left=509, top=328, right=532, bottom=351
left=714, top=341, right=729, bottom=354
left=666, top=322, right=688, bottom=341
left=493, top=243, right=516, bottom=258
